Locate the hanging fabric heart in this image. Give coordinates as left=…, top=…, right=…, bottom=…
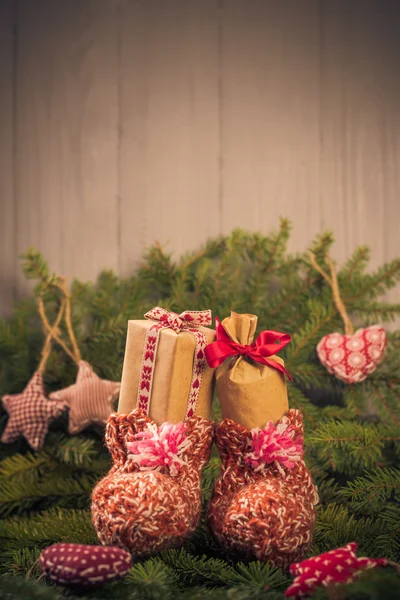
left=309, top=252, right=387, bottom=384
left=317, top=326, right=386, bottom=384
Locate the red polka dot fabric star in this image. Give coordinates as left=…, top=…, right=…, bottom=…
left=285, top=542, right=387, bottom=597
left=49, top=361, right=120, bottom=434
left=1, top=371, right=67, bottom=451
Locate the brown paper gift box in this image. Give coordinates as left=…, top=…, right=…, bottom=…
left=215, top=312, right=289, bottom=429
left=118, top=319, right=216, bottom=424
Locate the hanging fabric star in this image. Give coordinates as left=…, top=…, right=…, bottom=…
left=36, top=277, right=120, bottom=435
left=1, top=300, right=67, bottom=451
left=1, top=371, right=67, bottom=451
left=49, top=361, right=120, bottom=434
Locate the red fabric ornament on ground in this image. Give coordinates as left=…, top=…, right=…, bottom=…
left=49, top=361, right=120, bottom=434
left=40, top=543, right=132, bottom=588
left=317, top=326, right=386, bottom=384
left=1, top=371, right=66, bottom=451
left=285, top=542, right=387, bottom=597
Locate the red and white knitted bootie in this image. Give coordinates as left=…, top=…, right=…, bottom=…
left=208, top=409, right=318, bottom=569
left=91, top=408, right=213, bottom=557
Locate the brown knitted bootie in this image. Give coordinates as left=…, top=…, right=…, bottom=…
left=208, top=409, right=318, bottom=569
left=91, top=408, right=213, bottom=557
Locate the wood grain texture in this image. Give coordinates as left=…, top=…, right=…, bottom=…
left=220, top=0, right=321, bottom=252
left=119, top=0, right=220, bottom=275
left=376, top=0, right=400, bottom=315
left=320, top=0, right=398, bottom=268
left=0, top=0, right=15, bottom=315
left=15, top=0, right=119, bottom=297
left=0, top=0, right=399, bottom=317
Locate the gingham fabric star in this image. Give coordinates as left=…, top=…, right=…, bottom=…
left=1, top=371, right=67, bottom=451
left=49, top=361, right=120, bottom=434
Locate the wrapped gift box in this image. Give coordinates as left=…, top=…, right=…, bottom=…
left=118, top=308, right=215, bottom=424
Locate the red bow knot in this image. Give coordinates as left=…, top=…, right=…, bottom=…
left=205, top=317, right=292, bottom=380
left=238, top=344, right=253, bottom=358
left=145, top=307, right=212, bottom=333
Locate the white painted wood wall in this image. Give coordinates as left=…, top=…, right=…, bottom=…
left=1, top=0, right=400, bottom=316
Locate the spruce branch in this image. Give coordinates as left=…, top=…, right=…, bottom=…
left=341, top=246, right=371, bottom=279
left=341, top=468, right=400, bottom=513
left=230, top=561, right=289, bottom=590
left=125, top=558, right=177, bottom=588
left=0, top=451, right=50, bottom=479
left=0, top=576, right=62, bottom=600
left=161, top=549, right=235, bottom=587
left=0, top=470, right=98, bottom=516
left=1, top=229, right=400, bottom=596
left=313, top=503, right=390, bottom=556
left=0, top=508, right=96, bottom=545
left=309, top=420, right=400, bottom=473
left=0, top=547, right=41, bottom=578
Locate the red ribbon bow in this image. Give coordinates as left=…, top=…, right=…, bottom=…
left=205, top=317, right=292, bottom=380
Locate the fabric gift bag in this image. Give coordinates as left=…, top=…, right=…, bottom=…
left=205, top=311, right=290, bottom=428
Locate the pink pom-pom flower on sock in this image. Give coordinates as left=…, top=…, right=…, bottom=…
left=245, top=416, right=303, bottom=475
left=127, top=421, right=191, bottom=477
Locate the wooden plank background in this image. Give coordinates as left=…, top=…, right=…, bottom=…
left=1, top=0, right=399, bottom=316
left=0, top=0, right=15, bottom=313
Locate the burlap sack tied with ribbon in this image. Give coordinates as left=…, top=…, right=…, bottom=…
left=205, top=312, right=291, bottom=428
left=118, top=307, right=215, bottom=424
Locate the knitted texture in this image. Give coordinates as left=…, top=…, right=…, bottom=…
left=208, top=409, right=318, bottom=569
left=91, top=408, right=214, bottom=557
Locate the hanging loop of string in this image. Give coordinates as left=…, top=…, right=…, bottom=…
left=309, top=252, right=354, bottom=336
left=37, top=277, right=82, bottom=370
left=37, top=299, right=66, bottom=373
left=54, top=279, right=81, bottom=363
left=37, top=296, right=79, bottom=365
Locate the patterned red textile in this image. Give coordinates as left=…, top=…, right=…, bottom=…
left=49, top=361, right=120, bottom=434
left=317, top=326, right=386, bottom=384
left=208, top=409, right=318, bottom=569
left=40, top=543, right=132, bottom=588
left=285, top=542, right=387, bottom=597
left=1, top=371, right=66, bottom=450
left=91, top=408, right=214, bottom=557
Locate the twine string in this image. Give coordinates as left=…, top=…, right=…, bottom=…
left=37, top=299, right=66, bottom=373
left=38, top=277, right=81, bottom=368
left=37, top=296, right=78, bottom=364
left=55, top=279, right=81, bottom=363
left=309, top=252, right=354, bottom=336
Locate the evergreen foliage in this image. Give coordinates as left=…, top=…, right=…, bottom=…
left=0, top=220, right=400, bottom=598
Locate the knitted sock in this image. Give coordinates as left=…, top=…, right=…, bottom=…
left=208, top=409, right=318, bottom=568
left=91, top=408, right=214, bottom=557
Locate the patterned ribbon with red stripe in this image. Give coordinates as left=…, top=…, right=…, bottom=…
left=137, top=307, right=212, bottom=418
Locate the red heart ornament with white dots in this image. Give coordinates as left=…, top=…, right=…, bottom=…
left=317, top=325, right=386, bottom=384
